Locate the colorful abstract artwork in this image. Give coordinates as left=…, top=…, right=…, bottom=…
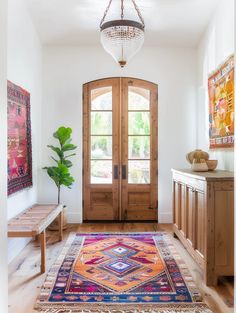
left=7, top=81, right=32, bottom=195
left=208, top=55, right=234, bottom=148
left=36, top=233, right=211, bottom=312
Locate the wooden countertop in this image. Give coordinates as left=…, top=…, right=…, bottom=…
left=171, top=168, right=234, bottom=181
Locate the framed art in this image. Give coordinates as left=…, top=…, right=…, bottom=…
left=7, top=81, right=32, bottom=195
left=208, top=55, right=234, bottom=149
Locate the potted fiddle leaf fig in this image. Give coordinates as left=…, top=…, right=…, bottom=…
left=43, top=126, right=77, bottom=229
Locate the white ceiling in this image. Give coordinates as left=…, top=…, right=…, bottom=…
left=26, top=0, right=218, bottom=47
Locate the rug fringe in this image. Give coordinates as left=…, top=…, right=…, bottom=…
left=37, top=309, right=212, bottom=313
left=35, top=303, right=212, bottom=313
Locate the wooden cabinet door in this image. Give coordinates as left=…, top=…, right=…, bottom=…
left=185, top=186, right=195, bottom=248
left=83, top=78, right=158, bottom=221
left=179, top=183, right=186, bottom=236
left=173, top=180, right=182, bottom=230
left=194, top=190, right=206, bottom=259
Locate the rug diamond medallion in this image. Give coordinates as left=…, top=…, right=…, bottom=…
left=36, top=232, right=212, bottom=313
left=73, top=237, right=165, bottom=292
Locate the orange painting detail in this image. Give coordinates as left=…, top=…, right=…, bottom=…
left=208, top=55, right=234, bottom=148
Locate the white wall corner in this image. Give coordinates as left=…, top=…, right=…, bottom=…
left=0, top=0, right=8, bottom=309
left=158, top=212, right=173, bottom=224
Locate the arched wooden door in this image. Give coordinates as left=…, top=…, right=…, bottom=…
left=83, top=77, right=158, bottom=221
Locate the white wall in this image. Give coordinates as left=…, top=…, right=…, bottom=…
left=7, top=0, right=42, bottom=262
left=39, top=45, right=197, bottom=223
left=197, top=0, right=234, bottom=170
left=0, top=0, right=8, bottom=310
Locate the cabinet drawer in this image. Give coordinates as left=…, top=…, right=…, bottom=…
left=173, top=173, right=205, bottom=192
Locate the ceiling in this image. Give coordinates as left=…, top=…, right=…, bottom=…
left=26, top=0, right=219, bottom=47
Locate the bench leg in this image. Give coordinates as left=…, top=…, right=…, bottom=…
left=59, top=211, right=63, bottom=241
left=40, top=230, right=46, bottom=274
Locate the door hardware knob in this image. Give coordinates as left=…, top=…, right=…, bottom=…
left=122, top=165, right=126, bottom=179
left=114, top=165, right=119, bottom=179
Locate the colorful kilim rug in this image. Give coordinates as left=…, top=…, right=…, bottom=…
left=36, top=232, right=212, bottom=313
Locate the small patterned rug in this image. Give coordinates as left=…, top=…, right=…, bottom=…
left=35, top=232, right=212, bottom=313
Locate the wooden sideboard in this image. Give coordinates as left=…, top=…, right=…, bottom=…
left=172, top=168, right=234, bottom=286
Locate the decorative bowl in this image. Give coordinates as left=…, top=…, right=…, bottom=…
left=206, top=160, right=218, bottom=171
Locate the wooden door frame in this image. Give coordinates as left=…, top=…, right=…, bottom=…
left=82, top=77, right=158, bottom=222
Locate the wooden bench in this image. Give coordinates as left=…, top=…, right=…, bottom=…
left=8, top=204, right=63, bottom=273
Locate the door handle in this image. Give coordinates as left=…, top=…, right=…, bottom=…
left=114, top=165, right=119, bottom=179
left=122, top=165, right=126, bottom=179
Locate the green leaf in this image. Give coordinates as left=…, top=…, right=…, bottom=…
left=64, top=153, right=76, bottom=159
left=46, top=167, right=61, bottom=186
left=62, top=159, right=72, bottom=168
left=57, top=162, right=69, bottom=174
left=51, top=156, right=58, bottom=163
left=62, top=144, right=77, bottom=152
left=47, top=145, right=63, bottom=159
left=53, top=127, right=72, bottom=146
left=61, top=175, right=74, bottom=187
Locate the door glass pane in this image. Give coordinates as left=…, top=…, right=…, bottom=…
left=128, top=136, right=150, bottom=159
left=128, top=112, right=150, bottom=135
left=91, top=160, right=112, bottom=184
left=128, top=87, right=150, bottom=110
left=91, top=87, right=112, bottom=110
left=128, top=160, right=150, bottom=184
left=91, top=136, right=112, bottom=159
left=91, top=112, right=112, bottom=135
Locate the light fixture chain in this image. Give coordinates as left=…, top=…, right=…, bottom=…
left=131, top=0, right=145, bottom=27
left=121, top=0, right=124, bottom=19
left=100, top=0, right=113, bottom=28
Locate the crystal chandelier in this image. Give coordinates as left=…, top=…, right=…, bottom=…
left=100, top=0, right=145, bottom=68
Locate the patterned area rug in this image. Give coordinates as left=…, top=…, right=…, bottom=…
left=36, top=232, right=212, bottom=313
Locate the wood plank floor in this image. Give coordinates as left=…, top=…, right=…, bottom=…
left=8, top=223, right=234, bottom=313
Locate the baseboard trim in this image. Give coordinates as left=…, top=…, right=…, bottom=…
left=8, top=237, right=31, bottom=263
left=67, top=212, right=172, bottom=224
left=67, top=212, right=82, bottom=224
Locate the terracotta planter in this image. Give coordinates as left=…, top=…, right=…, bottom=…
left=48, top=205, right=68, bottom=231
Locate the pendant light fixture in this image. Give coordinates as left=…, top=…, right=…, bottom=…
left=100, top=0, right=145, bottom=68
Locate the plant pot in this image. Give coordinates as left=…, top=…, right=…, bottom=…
left=48, top=205, right=68, bottom=231
left=191, top=159, right=208, bottom=172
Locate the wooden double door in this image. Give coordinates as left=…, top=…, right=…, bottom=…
left=83, top=77, right=158, bottom=221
